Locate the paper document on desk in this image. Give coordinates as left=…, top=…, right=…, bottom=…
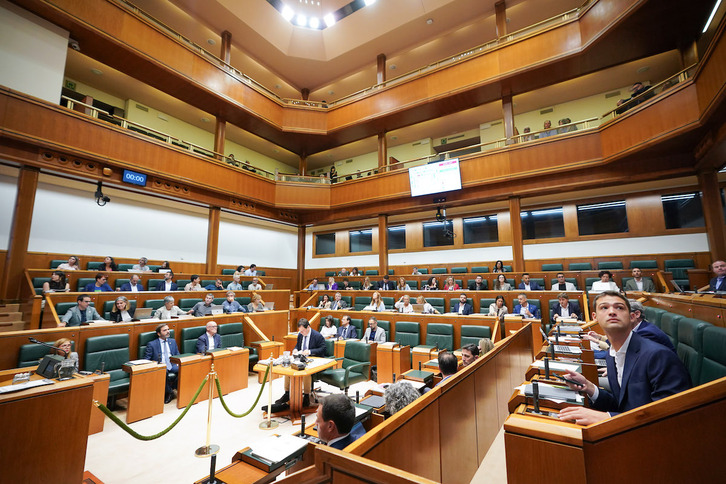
left=532, top=360, right=581, bottom=373
left=520, top=382, right=584, bottom=404
left=250, top=434, right=308, bottom=464
left=548, top=335, right=581, bottom=343
left=0, top=378, right=54, bottom=394
left=305, top=358, right=334, bottom=368
left=127, top=359, right=154, bottom=365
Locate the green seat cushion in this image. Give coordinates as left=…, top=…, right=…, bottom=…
left=568, top=262, right=592, bottom=271
left=451, top=267, right=468, bottom=273
left=471, top=266, right=489, bottom=273
left=541, top=263, right=564, bottom=271
left=432, top=268, right=447, bottom=274
left=460, top=325, right=491, bottom=347
left=50, top=259, right=66, bottom=269
left=660, top=312, right=683, bottom=350
left=598, top=261, right=623, bottom=270
left=221, top=269, right=236, bottom=275
left=118, top=264, right=135, bottom=271
left=365, top=270, right=379, bottom=275
left=677, top=318, right=708, bottom=385
left=394, top=321, right=420, bottom=347
left=144, top=299, right=166, bottom=310
left=700, top=326, right=726, bottom=385
left=180, top=326, right=207, bottom=354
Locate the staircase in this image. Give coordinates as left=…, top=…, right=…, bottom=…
left=0, top=302, right=28, bottom=332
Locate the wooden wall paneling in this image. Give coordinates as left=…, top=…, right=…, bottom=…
left=406, top=221, right=423, bottom=251
left=694, top=15, right=726, bottom=116
left=562, top=203, right=579, bottom=239
left=378, top=215, right=388, bottom=273
left=336, top=229, right=349, bottom=257
left=624, top=193, right=666, bottom=235
left=509, top=197, right=524, bottom=271
left=206, top=207, right=220, bottom=274
left=507, top=133, right=603, bottom=175
left=297, top=225, right=306, bottom=291
left=698, top=170, right=726, bottom=261
left=497, top=209, right=512, bottom=245
left=438, top=375, right=480, bottom=483
left=505, top=433, right=587, bottom=483
left=475, top=353, right=503, bottom=456
left=275, top=182, right=330, bottom=209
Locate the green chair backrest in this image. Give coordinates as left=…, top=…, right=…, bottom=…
left=342, top=341, right=371, bottom=370
left=365, top=270, right=379, bottom=276
left=479, top=298, right=496, bottom=313
left=376, top=321, right=390, bottom=341
left=138, top=330, right=175, bottom=359
left=202, top=280, right=218, bottom=288
left=349, top=280, right=361, bottom=289
left=355, top=297, right=371, bottom=311
left=425, top=323, right=454, bottom=351
left=77, top=278, right=95, bottom=291
left=115, top=278, right=130, bottom=289
left=257, top=271, right=266, bottom=276
left=394, top=321, right=420, bottom=347
left=629, top=260, right=658, bottom=269
left=33, top=277, right=51, bottom=290
left=55, top=301, right=94, bottom=317
left=147, top=265, right=161, bottom=272
left=643, top=307, right=668, bottom=327
left=212, top=297, right=226, bottom=305
left=117, top=263, right=135, bottom=271
left=660, top=312, right=683, bottom=350
left=541, top=263, right=564, bottom=271
left=388, top=269, right=395, bottom=275
left=406, top=280, right=419, bottom=289
left=84, top=334, right=130, bottom=383
left=235, top=297, right=251, bottom=306
left=664, top=259, right=695, bottom=270
left=598, top=261, right=623, bottom=270
left=585, top=278, right=599, bottom=291
left=325, top=271, right=336, bottom=277
left=503, top=265, right=513, bottom=272
left=146, top=279, right=164, bottom=291
left=180, top=326, right=207, bottom=354
left=460, top=325, right=491, bottom=347
left=350, top=319, right=364, bottom=337
left=381, top=297, right=394, bottom=308
left=17, top=340, right=74, bottom=368
left=221, top=269, right=236, bottom=275
left=471, top=266, right=489, bottom=273
left=432, top=268, right=447, bottom=274
left=50, top=259, right=66, bottom=269
left=451, top=267, right=468, bottom=273
left=676, top=318, right=708, bottom=385
left=700, top=326, right=726, bottom=385
left=568, top=262, right=592, bottom=271
left=530, top=278, right=545, bottom=288
left=144, top=299, right=166, bottom=310
left=340, top=296, right=352, bottom=306
left=426, top=298, right=445, bottom=314
left=418, top=268, right=429, bottom=274
left=450, top=297, right=473, bottom=309
left=219, top=322, right=244, bottom=347
left=325, top=339, right=335, bottom=357
left=179, top=298, right=202, bottom=310
left=87, top=261, right=104, bottom=270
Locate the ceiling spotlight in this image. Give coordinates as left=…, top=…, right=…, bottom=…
left=90, top=68, right=103, bottom=76
left=324, top=13, right=335, bottom=27
left=296, top=13, right=307, bottom=26
left=426, top=18, right=433, bottom=25
left=207, top=38, right=216, bottom=45
left=309, top=16, right=320, bottom=29
left=281, top=5, right=295, bottom=21
left=364, top=0, right=376, bottom=5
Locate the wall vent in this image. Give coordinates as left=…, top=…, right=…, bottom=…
left=605, top=90, right=621, bottom=99
left=490, top=120, right=502, bottom=126
left=135, top=104, right=149, bottom=112
left=539, top=107, right=554, bottom=115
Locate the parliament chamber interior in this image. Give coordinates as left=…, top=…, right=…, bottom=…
left=1, top=0, right=726, bottom=482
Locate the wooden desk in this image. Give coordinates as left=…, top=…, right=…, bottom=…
left=0, top=376, right=93, bottom=483
left=250, top=340, right=283, bottom=383
left=376, top=342, right=411, bottom=383
left=212, top=347, right=249, bottom=394
left=172, top=353, right=212, bottom=409
left=123, top=362, right=167, bottom=423
left=254, top=358, right=337, bottom=422
left=504, top=317, right=543, bottom=357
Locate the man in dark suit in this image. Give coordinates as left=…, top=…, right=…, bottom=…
left=629, top=301, right=675, bottom=353
left=708, top=260, right=726, bottom=292
left=517, top=273, right=542, bottom=291
left=550, top=292, right=582, bottom=323
left=558, top=291, right=691, bottom=425
left=157, top=271, right=178, bottom=291
left=119, top=274, right=145, bottom=292
left=330, top=292, right=348, bottom=310
left=196, top=321, right=222, bottom=353
left=623, top=267, right=656, bottom=292
left=272, top=319, right=325, bottom=410
left=513, top=293, right=541, bottom=319
left=144, top=323, right=181, bottom=403
left=468, top=275, right=487, bottom=290
left=451, top=293, right=472, bottom=315
left=337, top=315, right=357, bottom=339
left=378, top=275, right=396, bottom=291
left=315, top=394, right=366, bottom=450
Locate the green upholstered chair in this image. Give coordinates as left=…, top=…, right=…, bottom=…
left=115, top=278, right=130, bottom=290
left=349, top=280, right=361, bottom=290
left=355, top=297, right=371, bottom=311
left=664, top=259, right=695, bottom=271
left=376, top=320, right=390, bottom=342
left=146, top=279, right=163, bottom=291
left=541, top=263, right=564, bottom=272
left=179, top=298, right=202, bottom=310
left=454, top=279, right=463, bottom=288
left=365, top=270, right=379, bottom=276
left=426, top=298, right=445, bottom=314
left=388, top=269, right=395, bottom=275
left=257, top=270, right=266, bottom=276
left=340, top=295, right=352, bottom=306
left=33, top=277, right=50, bottom=295
left=394, top=321, right=420, bottom=347
left=643, top=307, right=668, bottom=327
left=318, top=341, right=371, bottom=393
left=530, top=278, right=546, bottom=288
left=235, top=297, right=251, bottom=306
left=699, top=326, right=726, bottom=385
left=221, top=269, right=236, bottom=275
left=460, top=325, right=491, bottom=348
left=180, top=326, right=207, bottom=355
left=325, top=339, right=335, bottom=358
left=479, top=298, right=496, bottom=313
left=76, top=278, right=95, bottom=292
left=418, top=268, right=429, bottom=274
left=598, top=261, right=623, bottom=270
left=219, top=322, right=258, bottom=367
left=406, top=280, right=419, bottom=289
left=324, top=271, right=335, bottom=277
left=50, top=259, right=66, bottom=269
left=629, top=260, right=658, bottom=269
left=350, top=319, right=364, bottom=338
left=416, top=323, right=454, bottom=351
left=676, top=318, right=708, bottom=385
left=432, top=268, right=447, bottom=274
left=87, top=261, right=104, bottom=270
left=467, top=279, right=488, bottom=290
left=201, top=280, right=217, bottom=288
left=144, top=299, right=166, bottom=310
left=55, top=301, right=95, bottom=318
left=660, top=312, right=684, bottom=350
left=549, top=278, right=578, bottom=290
left=449, top=297, right=473, bottom=311
left=471, top=266, right=489, bottom=273
left=102, top=299, right=137, bottom=319
left=568, top=262, right=592, bottom=271
left=381, top=297, right=394, bottom=308
left=585, top=278, right=599, bottom=291
left=17, top=340, right=74, bottom=368
left=451, top=267, right=468, bottom=273
left=117, top=264, right=135, bottom=271
left=503, top=265, right=513, bottom=272
left=147, top=265, right=160, bottom=272
left=84, top=334, right=130, bottom=399
left=138, top=330, right=175, bottom=359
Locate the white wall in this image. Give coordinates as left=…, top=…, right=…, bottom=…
left=0, top=0, right=68, bottom=103
left=218, top=214, right=297, bottom=269
left=0, top=165, right=19, bottom=250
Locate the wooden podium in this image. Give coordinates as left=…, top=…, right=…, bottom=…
left=376, top=342, right=411, bottom=383
left=123, top=362, right=167, bottom=423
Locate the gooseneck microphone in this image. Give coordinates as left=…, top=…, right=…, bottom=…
left=29, top=337, right=68, bottom=356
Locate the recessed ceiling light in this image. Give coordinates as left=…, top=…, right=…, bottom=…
left=390, top=65, right=397, bottom=70
left=324, top=13, right=335, bottom=27
left=637, top=66, right=650, bottom=74
left=328, top=90, right=334, bottom=95
left=90, top=68, right=103, bottom=75
left=309, top=17, right=319, bottom=29
left=207, top=39, right=216, bottom=45
left=282, top=5, right=295, bottom=21
left=296, top=13, right=307, bottom=26
left=364, top=0, right=376, bottom=5
left=426, top=18, right=433, bottom=25
left=201, top=117, right=210, bottom=123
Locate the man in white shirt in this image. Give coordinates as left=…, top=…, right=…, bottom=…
left=551, top=273, right=577, bottom=291
left=227, top=274, right=243, bottom=290
left=394, top=294, right=414, bottom=313
left=248, top=277, right=262, bottom=291
left=196, top=321, right=221, bottom=353
left=118, top=274, right=145, bottom=292
left=244, top=264, right=257, bottom=276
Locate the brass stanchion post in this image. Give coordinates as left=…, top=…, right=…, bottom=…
left=259, top=361, right=279, bottom=430
left=195, top=364, right=220, bottom=457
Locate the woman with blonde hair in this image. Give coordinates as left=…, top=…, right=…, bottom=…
left=54, top=338, right=73, bottom=358
left=248, top=292, right=267, bottom=312
left=110, top=295, right=135, bottom=323
left=416, top=295, right=440, bottom=314
left=443, top=276, right=459, bottom=291
left=364, top=291, right=386, bottom=311
left=361, top=276, right=373, bottom=291
left=396, top=276, right=411, bottom=291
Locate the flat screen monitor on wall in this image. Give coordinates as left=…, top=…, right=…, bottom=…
left=408, top=158, right=462, bottom=197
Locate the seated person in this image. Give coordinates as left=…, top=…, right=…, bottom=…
left=247, top=292, right=267, bottom=312
left=396, top=277, right=411, bottom=291
left=384, top=381, right=420, bottom=416
left=340, top=278, right=353, bottom=291
left=233, top=265, right=245, bottom=279
left=338, top=268, right=348, bottom=277
left=423, top=276, right=440, bottom=290
left=479, top=338, right=494, bottom=354
left=132, top=257, right=152, bottom=272
left=337, top=315, right=357, bottom=339
left=436, top=351, right=458, bottom=387
left=461, top=343, right=479, bottom=367
left=57, top=255, right=80, bottom=271
left=363, top=291, right=385, bottom=311
left=268, top=319, right=325, bottom=411
left=394, top=294, right=414, bottom=313
left=54, top=338, right=75, bottom=360
left=708, top=260, right=726, bottom=291
left=227, top=274, right=243, bottom=291
left=205, top=278, right=225, bottom=291
left=43, top=270, right=70, bottom=293
left=244, top=264, right=257, bottom=276
left=518, top=273, right=542, bottom=291
left=188, top=293, right=215, bottom=317
left=144, top=323, right=180, bottom=403
left=488, top=295, right=508, bottom=318
left=157, top=271, right=178, bottom=291
left=320, top=315, right=338, bottom=339
left=416, top=295, right=440, bottom=314
left=558, top=292, right=691, bottom=425
left=624, top=267, right=655, bottom=292
left=305, top=278, right=319, bottom=290
left=196, top=321, right=221, bottom=353
left=590, top=271, right=619, bottom=293
left=493, top=260, right=506, bottom=273
left=318, top=294, right=332, bottom=309
left=247, top=277, right=262, bottom=291
left=350, top=267, right=360, bottom=276
left=157, top=261, right=172, bottom=272
left=315, top=393, right=366, bottom=450
left=378, top=275, right=395, bottom=290
left=362, top=316, right=386, bottom=343
left=60, top=294, right=105, bottom=326
left=513, top=293, right=541, bottom=319
left=184, top=275, right=204, bottom=292
left=551, top=292, right=582, bottom=323
left=109, top=295, right=135, bottom=323
left=360, top=277, right=374, bottom=291
left=551, top=273, right=577, bottom=291
left=83, top=273, right=113, bottom=292
left=222, top=291, right=247, bottom=313
left=118, top=274, right=144, bottom=292
left=411, top=267, right=422, bottom=275
left=468, top=275, right=486, bottom=290
left=630, top=300, right=675, bottom=353
left=327, top=276, right=338, bottom=290
left=452, top=293, right=472, bottom=315
left=493, top=274, right=511, bottom=291
left=330, top=292, right=348, bottom=310
left=153, top=295, right=187, bottom=319
left=443, top=277, right=459, bottom=291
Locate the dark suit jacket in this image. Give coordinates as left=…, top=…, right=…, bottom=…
left=513, top=303, right=541, bottom=319
left=635, top=320, right=676, bottom=353
left=110, top=308, right=135, bottom=323
left=337, top=325, right=358, bottom=339
left=452, top=302, right=473, bottom=315
left=196, top=333, right=222, bottom=354
left=468, top=282, right=486, bottom=290
left=295, top=329, right=326, bottom=356
left=329, top=421, right=366, bottom=450
left=518, top=281, right=542, bottom=290
left=550, top=301, right=582, bottom=323
left=592, top=331, right=691, bottom=415
left=330, top=300, right=348, bottom=310
left=144, top=338, right=180, bottom=371
left=710, top=276, right=726, bottom=292
left=378, top=280, right=396, bottom=290
left=156, top=281, right=178, bottom=291
left=119, top=282, right=145, bottom=292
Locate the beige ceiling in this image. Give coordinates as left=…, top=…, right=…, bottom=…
left=63, top=0, right=683, bottom=171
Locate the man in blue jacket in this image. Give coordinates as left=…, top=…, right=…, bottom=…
left=144, top=323, right=180, bottom=403
left=83, top=273, right=113, bottom=292
left=196, top=321, right=222, bottom=353
left=118, top=274, right=144, bottom=292
left=315, top=393, right=366, bottom=450
left=517, top=273, right=542, bottom=291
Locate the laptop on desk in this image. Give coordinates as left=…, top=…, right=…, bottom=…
left=411, top=304, right=425, bottom=313
left=264, top=284, right=274, bottom=290
left=210, top=304, right=224, bottom=315
left=134, top=307, right=154, bottom=319
left=264, top=302, right=275, bottom=310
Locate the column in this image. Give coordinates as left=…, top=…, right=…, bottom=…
left=220, top=30, right=232, bottom=64
left=495, top=1, right=507, bottom=38
left=214, top=118, right=226, bottom=161
left=1, top=166, right=39, bottom=299
left=301, top=88, right=310, bottom=101
left=299, top=154, right=307, bottom=176
left=298, top=225, right=306, bottom=291
left=502, top=91, right=514, bottom=141
left=206, top=207, right=220, bottom=274
left=698, top=169, right=726, bottom=261
left=377, top=132, right=388, bottom=172
left=378, top=215, right=388, bottom=275
left=508, top=197, right=524, bottom=272
left=377, top=54, right=386, bottom=84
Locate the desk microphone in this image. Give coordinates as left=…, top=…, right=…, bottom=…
left=28, top=337, right=68, bottom=357
left=550, top=343, right=556, bottom=360
left=301, top=415, right=306, bottom=436
left=555, top=328, right=560, bottom=345
left=544, top=357, right=550, bottom=380
left=356, top=391, right=360, bottom=404
left=418, top=362, right=422, bottom=371
left=392, top=373, right=396, bottom=382
left=532, top=381, right=541, bottom=414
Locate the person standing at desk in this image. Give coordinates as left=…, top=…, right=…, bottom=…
left=272, top=318, right=325, bottom=410
left=315, top=394, right=366, bottom=450
left=144, top=323, right=180, bottom=404
left=558, top=291, right=691, bottom=425
left=196, top=321, right=221, bottom=353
